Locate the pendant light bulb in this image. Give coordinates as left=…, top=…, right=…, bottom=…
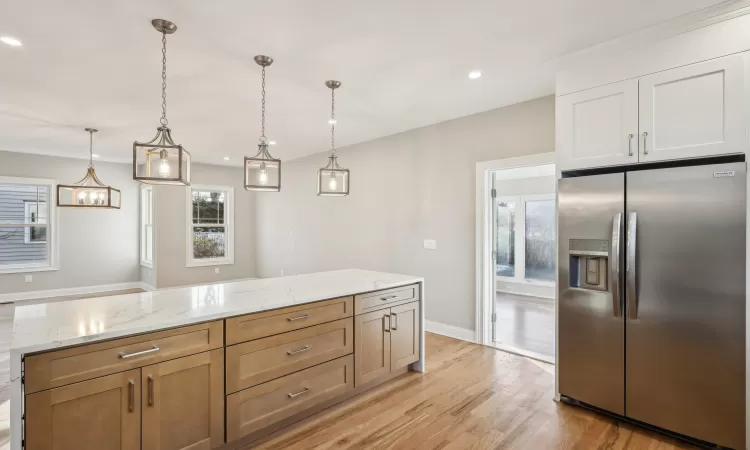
left=158, top=150, right=170, bottom=177
left=258, top=162, right=268, bottom=185
left=328, top=174, right=337, bottom=190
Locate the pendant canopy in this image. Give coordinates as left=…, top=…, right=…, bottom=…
left=245, top=55, right=281, bottom=191
left=58, top=128, right=121, bottom=208
left=133, top=19, right=191, bottom=185
left=318, top=80, right=349, bottom=196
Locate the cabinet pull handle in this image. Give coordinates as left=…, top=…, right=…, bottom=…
left=287, top=345, right=312, bottom=355
left=627, top=133, right=634, bottom=156
left=642, top=132, right=648, bottom=155
left=380, top=295, right=398, bottom=301
left=383, top=314, right=390, bottom=333
left=119, top=345, right=160, bottom=359
left=391, top=313, right=398, bottom=331
left=287, top=314, right=311, bottom=322
left=128, top=380, right=135, bottom=412
left=147, top=375, right=154, bottom=406
left=288, top=387, right=310, bottom=399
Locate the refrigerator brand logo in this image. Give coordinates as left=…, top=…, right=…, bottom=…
left=713, top=171, right=735, bottom=178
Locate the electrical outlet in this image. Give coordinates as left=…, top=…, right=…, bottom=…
left=24, top=275, right=32, bottom=283
left=214, top=268, right=220, bottom=274
left=424, top=239, right=437, bottom=250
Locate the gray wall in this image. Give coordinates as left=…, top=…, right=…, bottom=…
left=0, top=151, right=140, bottom=293
left=256, top=95, right=555, bottom=331
left=154, top=164, right=257, bottom=288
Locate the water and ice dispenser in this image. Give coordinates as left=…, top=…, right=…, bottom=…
left=568, top=239, right=609, bottom=292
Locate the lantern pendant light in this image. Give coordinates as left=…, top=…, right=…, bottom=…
left=244, top=55, right=281, bottom=191
left=58, top=128, right=121, bottom=208
left=317, top=80, right=349, bottom=196
left=133, top=19, right=191, bottom=185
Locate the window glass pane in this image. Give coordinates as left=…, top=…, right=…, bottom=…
left=192, top=226, right=226, bottom=259
left=496, top=201, right=515, bottom=277
left=192, top=190, right=225, bottom=225
left=0, top=184, right=48, bottom=224
left=525, top=199, right=556, bottom=282
left=0, top=226, right=49, bottom=265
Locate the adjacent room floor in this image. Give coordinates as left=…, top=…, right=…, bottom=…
left=494, top=292, right=555, bottom=362
left=0, top=302, right=695, bottom=449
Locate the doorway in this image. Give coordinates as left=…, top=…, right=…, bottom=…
left=477, top=154, right=556, bottom=364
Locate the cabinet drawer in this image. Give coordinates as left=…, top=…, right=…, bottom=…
left=226, top=296, right=353, bottom=345
left=226, top=355, right=353, bottom=442
left=25, top=321, right=224, bottom=394
left=354, top=284, right=420, bottom=315
left=226, top=318, right=353, bottom=393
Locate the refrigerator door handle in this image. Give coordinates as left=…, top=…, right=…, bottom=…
left=626, top=212, right=638, bottom=319
left=610, top=213, right=622, bottom=317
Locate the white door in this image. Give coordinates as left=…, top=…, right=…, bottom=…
left=556, top=80, right=639, bottom=171
left=638, top=52, right=746, bottom=163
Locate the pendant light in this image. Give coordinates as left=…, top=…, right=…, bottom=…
left=58, top=128, right=121, bottom=208
left=133, top=19, right=191, bottom=185
left=317, top=80, right=349, bottom=196
left=244, top=55, right=281, bottom=191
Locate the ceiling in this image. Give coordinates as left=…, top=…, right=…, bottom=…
left=0, top=0, right=730, bottom=166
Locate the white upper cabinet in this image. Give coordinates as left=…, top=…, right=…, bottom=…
left=638, top=53, right=746, bottom=163
left=557, top=80, right=639, bottom=171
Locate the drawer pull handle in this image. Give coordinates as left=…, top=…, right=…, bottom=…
left=128, top=380, right=135, bottom=412
left=287, top=345, right=312, bottom=355
left=380, top=295, right=398, bottom=301
left=287, top=314, right=311, bottom=322
left=147, top=375, right=154, bottom=406
left=119, top=345, right=160, bottom=359
left=288, top=387, right=310, bottom=399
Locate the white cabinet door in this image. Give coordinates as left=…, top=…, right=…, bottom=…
left=638, top=52, right=746, bottom=163
left=557, top=80, right=639, bottom=171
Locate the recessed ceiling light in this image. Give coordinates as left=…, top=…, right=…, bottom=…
left=328, top=119, right=337, bottom=125
left=0, top=36, right=22, bottom=47
left=223, top=156, right=230, bottom=161
left=468, top=70, right=482, bottom=79
left=91, top=154, right=100, bottom=158
left=269, top=140, right=276, bottom=145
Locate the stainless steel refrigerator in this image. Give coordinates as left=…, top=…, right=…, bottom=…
left=558, top=159, right=746, bottom=449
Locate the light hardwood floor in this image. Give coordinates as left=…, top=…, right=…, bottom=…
left=494, top=292, right=555, bottom=361
left=245, top=333, right=696, bottom=449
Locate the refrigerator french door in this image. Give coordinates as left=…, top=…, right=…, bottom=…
left=558, top=161, right=746, bottom=449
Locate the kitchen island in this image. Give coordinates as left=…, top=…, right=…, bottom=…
left=10, top=269, right=424, bottom=450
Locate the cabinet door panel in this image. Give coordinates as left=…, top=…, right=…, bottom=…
left=557, top=80, right=639, bottom=170
left=142, top=350, right=224, bottom=450
left=390, top=301, right=420, bottom=370
left=354, top=309, right=391, bottom=386
left=639, top=52, right=746, bottom=162
left=25, top=369, right=140, bottom=450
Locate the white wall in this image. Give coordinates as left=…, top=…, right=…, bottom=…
left=256, top=95, right=555, bottom=331
left=154, top=164, right=257, bottom=288
left=0, top=151, right=140, bottom=293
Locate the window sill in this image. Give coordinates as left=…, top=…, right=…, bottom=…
left=140, top=261, right=153, bottom=269
left=0, top=265, right=59, bottom=275
left=186, top=259, right=234, bottom=268
left=496, top=277, right=555, bottom=288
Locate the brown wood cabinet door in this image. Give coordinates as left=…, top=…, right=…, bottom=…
left=354, top=308, right=391, bottom=386
left=390, top=301, right=420, bottom=370
left=142, top=349, right=224, bottom=450
left=25, top=369, right=141, bottom=450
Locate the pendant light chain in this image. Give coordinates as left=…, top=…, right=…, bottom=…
left=88, top=129, right=94, bottom=168
left=260, top=65, right=267, bottom=142
left=330, top=87, right=336, bottom=155
left=160, top=31, right=168, bottom=127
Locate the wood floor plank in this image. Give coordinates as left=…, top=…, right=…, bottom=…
left=244, top=333, right=697, bottom=450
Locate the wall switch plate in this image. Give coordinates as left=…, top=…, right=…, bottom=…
left=424, top=239, right=437, bottom=250
left=214, top=268, right=220, bottom=274
left=24, top=275, right=32, bottom=283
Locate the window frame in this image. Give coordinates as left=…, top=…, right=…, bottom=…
left=140, top=185, right=154, bottom=268
left=0, top=176, right=59, bottom=274
left=185, top=184, right=234, bottom=267
left=23, top=201, right=48, bottom=244
left=496, top=193, right=555, bottom=286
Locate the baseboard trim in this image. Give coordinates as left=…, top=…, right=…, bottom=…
left=425, top=320, right=476, bottom=343
left=0, top=281, right=152, bottom=304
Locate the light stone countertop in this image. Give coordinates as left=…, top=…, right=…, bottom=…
left=10, top=269, right=423, bottom=355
